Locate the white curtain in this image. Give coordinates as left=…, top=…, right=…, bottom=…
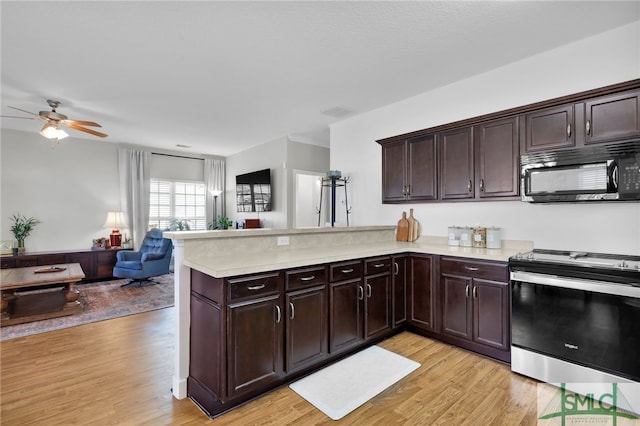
left=118, top=148, right=151, bottom=249
left=204, top=158, right=225, bottom=228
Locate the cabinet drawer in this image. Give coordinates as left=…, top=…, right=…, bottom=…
left=285, top=266, right=326, bottom=291
left=329, top=260, right=363, bottom=282
left=228, top=272, right=281, bottom=301
left=365, top=256, right=391, bottom=275
left=440, top=257, right=507, bottom=282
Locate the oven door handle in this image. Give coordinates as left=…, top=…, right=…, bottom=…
left=511, top=270, right=640, bottom=299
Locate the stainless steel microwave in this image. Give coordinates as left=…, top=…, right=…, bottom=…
left=521, top=141, right=640, bottom=202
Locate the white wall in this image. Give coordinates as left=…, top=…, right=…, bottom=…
left=0, top=129, right=216, bottom=251
left=225, top=137, right=330, bottom=228
left=1, top=129, right=122, bottom=251
left=330, top=21, right=640, bottom=255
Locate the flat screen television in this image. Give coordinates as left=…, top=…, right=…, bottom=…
left=236, top=168, right=272, bottom=212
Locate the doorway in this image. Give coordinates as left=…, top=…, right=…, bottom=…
left=294, top=170, right=326, bottom=228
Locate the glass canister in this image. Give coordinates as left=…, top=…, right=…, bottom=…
left=448, top=226, right=461, bottom=246
left=472, top=227, right=487, bottom=248
left=486, top=227, right=502, bottom=249
left=459, top=227, right=473, bottom=247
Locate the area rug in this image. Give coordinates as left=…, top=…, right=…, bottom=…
left=289, top=345, right=420, bottom=420
left=1, top=273, right=174, bottom=341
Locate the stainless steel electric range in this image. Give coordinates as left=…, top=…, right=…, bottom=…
left=509, top=249, right=640, bottom=384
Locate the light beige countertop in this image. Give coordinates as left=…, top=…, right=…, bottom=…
left=177, top=231, right=532, bottom=278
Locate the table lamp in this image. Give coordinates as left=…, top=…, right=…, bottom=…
left=103, top=211, right=125, bottom=247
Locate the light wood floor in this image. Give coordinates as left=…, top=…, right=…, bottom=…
left=1, top=307, right=546, bottom=425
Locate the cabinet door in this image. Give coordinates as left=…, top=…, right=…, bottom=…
left=190, top=293, right=224, bottom=398
left=407, top=135, right=438, bottom=201
left=472, top=279, right=509, bottom=350
left=440, top=127, right=474, bottom=200
left=329, top=278, right=364, bottom=354
left=585, top=90, right=640, bottom=144
left=65, top=252, right=94, bottom=280
left=364, top=273, right=391, bottom=340
left=381, top=140, right=407, bottom=202
left=408, top=254, right=436, bottom=331
left=441, top=275, right=472, bottom=340
left=391, top=255, right=407, bottom=329
left=286, top=287, right=327, bottom=373
left=524, top=104, right=575, bottom=152
left=228, top=295, right=283, bottom=398
left=475, top=117, right=519, bottom=198
left=95, top=250, right=118, bottom=279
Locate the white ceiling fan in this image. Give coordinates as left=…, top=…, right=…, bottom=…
left=2, top=99, right=108, bottom=145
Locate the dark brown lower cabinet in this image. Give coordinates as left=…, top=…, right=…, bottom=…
left=286, top=285, right=327, bottom=373
left=408, top=254, right=436, bottom=332
left=440, top=257, right=510, bottom=362
left=228, top=294, right=284, bottom=398
left=328, top=277, right=364, bottom=354
left=391, top=255, right=408, bottom=329
left=187, top=253, right=511, bottom=418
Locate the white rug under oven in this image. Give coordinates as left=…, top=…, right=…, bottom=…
left=289, top=345, right=420, bottom=420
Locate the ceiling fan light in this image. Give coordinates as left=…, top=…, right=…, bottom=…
left=40, top=122, right=68, bottom=140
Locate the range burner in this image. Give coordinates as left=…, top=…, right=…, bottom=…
left=509, top=249, right=640, bottom=285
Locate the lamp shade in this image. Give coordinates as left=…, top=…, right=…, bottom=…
left=103, top=211, right=125, bottom=229
left=209, top=189, right=222, bottom=197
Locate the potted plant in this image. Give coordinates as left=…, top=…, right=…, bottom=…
left=216, top=216, right=232, bottom=230
left=122, top=234, right=132, bottom=249
left=9, top=213, right=41, bottom=253
left=169, top=219, right=191, bottom=231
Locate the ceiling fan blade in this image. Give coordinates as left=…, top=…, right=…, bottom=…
left=0, top=115, right=36, bottom=120
left=63, top=119, right=102, bottom=127
left=8, top=106, right=40, bottom=117
left=64, top=122, right=108, bottom=138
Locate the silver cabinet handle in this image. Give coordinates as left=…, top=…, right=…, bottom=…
left=373, top=263, right=385, bottom=268
left=465, top=284, right=470, bottom=298
left=358, top=286, right=364, bottom=300
left=407, top=184, right=411, bottom=195
left=473, top=286, right=478, bottom=299
left=393, top=262, right=399, bottom=275
left=467, top=180, right=472, bottom=192
left=341, top=268, right=354, bottom=274
left=299, top=275, right=315, bottom=281
left=464, top=266, right=479, bottom=271
left=567, top=123, right=571, bottom=138
left=366, top=284, right=372, bottom=298
left=247, top=284, right=265, bottom=291
left=289, top=302, right=295, bottom=320
left=402, top=185, right=407, bottom=196
left=275, top=305, right=281, bottom=323
left=479, top=179, right=484, bottom=192
left=586, top=120, right=591, bottom=135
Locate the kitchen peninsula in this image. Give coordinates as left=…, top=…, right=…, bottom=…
left=164, top=226, right=532, bottom=417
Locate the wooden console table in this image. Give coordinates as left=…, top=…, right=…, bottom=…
left=0, top=248, right=124, bottom=281
left=0, top=263, right=85, bottom=326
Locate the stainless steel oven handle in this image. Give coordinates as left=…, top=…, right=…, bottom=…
left=510, top=270, right=640, bottom=299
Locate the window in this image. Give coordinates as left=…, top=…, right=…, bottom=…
left=149, top=179, right=207, bottom=230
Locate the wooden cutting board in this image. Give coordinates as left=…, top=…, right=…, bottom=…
left=396, top=212, right=409, bottom=242
left=407, top=208, right=419, bottom=242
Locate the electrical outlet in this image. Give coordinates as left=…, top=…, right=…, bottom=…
left=277, top=236, right=289, bottom=246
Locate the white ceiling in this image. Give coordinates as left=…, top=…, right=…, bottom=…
left=2, top=1, right=639, bottom=157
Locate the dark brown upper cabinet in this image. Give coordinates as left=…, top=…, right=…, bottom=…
left=381, top=135, right=437, bottom=203
left=440, top=127, right=474, bottom=200
left=523, top=104, right=576, bottom=152
left=474, top=117, right=519, bottom=198
left=585, top=90, right=640, bottom=145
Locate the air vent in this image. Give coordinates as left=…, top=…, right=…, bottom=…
left=321, top=106, right=354, bottom=118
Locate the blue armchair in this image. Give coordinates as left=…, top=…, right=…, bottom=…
left=113, top=228, right=173, bottom=287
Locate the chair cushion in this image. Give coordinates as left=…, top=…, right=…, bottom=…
left=114, top=260, right=144, bottom=270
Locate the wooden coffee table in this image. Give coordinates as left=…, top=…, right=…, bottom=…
left=1, top=263, right=85, bottom=326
